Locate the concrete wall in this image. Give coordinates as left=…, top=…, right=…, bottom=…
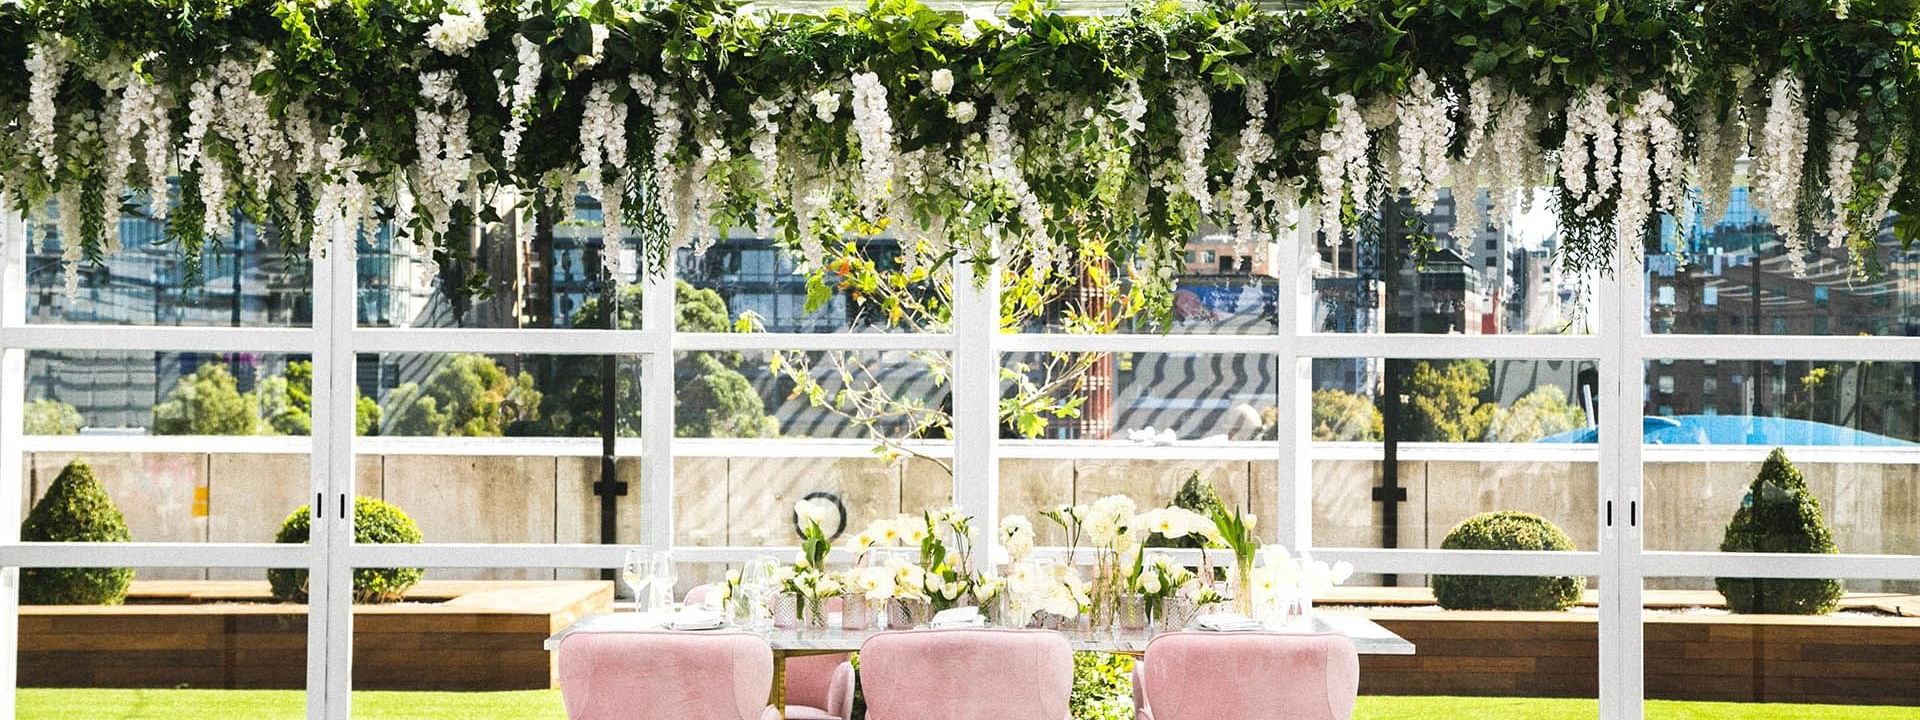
left=22, top=448, right=1920, bottom=584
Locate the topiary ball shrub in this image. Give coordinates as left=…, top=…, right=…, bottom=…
left=1431, top=511, right=1582, bottom=611
left=1715, top=448, right=1844, bottom=615
left=268, top=496, right=424, bottom=604
left=21, top=459, right=134, bottom=605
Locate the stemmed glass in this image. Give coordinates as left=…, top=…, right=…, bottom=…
left=741, top=556, right=779, bottom=631
left=651, top=548, right=678, bottom=611
left=623, top=547, right=655, bottom=613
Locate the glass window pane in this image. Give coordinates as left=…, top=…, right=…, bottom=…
left=1315, top=189, right=1597, bottom=335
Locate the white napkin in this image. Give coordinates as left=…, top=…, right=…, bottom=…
left=669, top=609, right=727, bottom=631
left=930, top=606, right=985, bottom=628
left=1194, top=613, right=1263, bottom=632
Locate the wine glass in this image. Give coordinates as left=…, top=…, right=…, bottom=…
left=623, top=547, right=655, bottom=613
left=652, top=548, right=679, bottom=611
left=741, top=556, right=779, bottom=631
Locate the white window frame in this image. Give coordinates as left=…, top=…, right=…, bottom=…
left=1, top=204, right=1917, bottom=720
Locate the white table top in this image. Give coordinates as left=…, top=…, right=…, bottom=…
left=544, top=612, right=1416, bottom=655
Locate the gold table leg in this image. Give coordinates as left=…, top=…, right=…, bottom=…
left=770, top=649, right=787, bottom=720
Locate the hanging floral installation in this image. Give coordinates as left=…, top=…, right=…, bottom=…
left=1, top=0, right=1917, bottom=307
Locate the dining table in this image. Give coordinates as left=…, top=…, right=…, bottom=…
left=546, top=611, right=1415, bottom=719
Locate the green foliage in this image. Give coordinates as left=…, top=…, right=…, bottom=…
left=20, top=460, right=133, bottom=605
left=1715, top=448, right=1844, bottom=615
left=384, top=354, right=542, bottom=437
left=1487, top=386, right=1587, bottom=443
left=1312, top=388, right=1383, bottom=441
left=1148, top=472, right=1225, bottom=549
left=23, top=398, right=83, bottom=435
left=1402, top=360, right=1496, bottom=442
left=1431, top=511, right=1583, bottom=611
left=1069, top=652, right=1136, bottom=720
left=153, top=364, right=258, bottom=436
left=268, top=496, right=423, bottom=604
left=677, top=354, right=779, bottom=438
left=537, top=280, right=778, bottom=439
left=258, top=361, right=381, bottom=436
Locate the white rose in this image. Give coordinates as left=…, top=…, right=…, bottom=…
left=949, top=101, right=977, bottom=124
left=929, top=69, right=955, bottom=96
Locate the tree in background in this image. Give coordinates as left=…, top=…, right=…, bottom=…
left=257, top=361, right=382, bottom=436
left=153, top=363, right=258, bottom=435
left=1401, top=359, right=1495, bottom=442
left=23, top=398, right=83, bottom=435
left=1310, top=388, right=1383, bottom=441
left=1716, top=448, right=1844, bottom=614
left=538, top=280, right=776, bottom=438
left=1486, top=386, right=1587, bottom=442
left=384, top=354, right=542, bottom=437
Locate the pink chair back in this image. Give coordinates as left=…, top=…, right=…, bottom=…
left=558, top=631, right=776, bottom=720
left=858, top=629, right=1072, bottom=720
left=1138, top=632, right=1359, bottom=720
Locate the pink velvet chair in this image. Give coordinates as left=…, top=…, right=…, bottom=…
left=684, top=584, right=855, bottom=720
left=858, top=628, right=1073, bottom=720
left=1133, top=632, right=1359, bottom=720
left=557, top=630, right=780, bottom=720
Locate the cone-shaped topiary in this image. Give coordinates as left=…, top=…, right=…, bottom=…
left=1431, top=511, right=1583, bottom=611
left=268, top=496, right=423, bottom=603
left=1715, top=448, right=1844, bottom=614
left=1148, top=472, right=1227, bottom=549
left=21, top=459, right=134, bottom=605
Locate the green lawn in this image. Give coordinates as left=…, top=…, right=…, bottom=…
left=17, top=690, right=1919, bottom=719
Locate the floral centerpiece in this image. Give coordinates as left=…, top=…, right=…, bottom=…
left=998, top=513, right=1088, bottom=627
left=1247, top=545, right=1354, bottom=628
left=779, top=498, right=840, bottom=628
left=1208, top=506, right=1261, bottom=615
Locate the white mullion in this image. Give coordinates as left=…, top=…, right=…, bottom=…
left=1296, top=332, right=1603, bottom=360
left=1276, top=221, right=1311, bottom=551
left=353, top=326, right=667, bottom=355
left=0, top=198, right=25, bottom=720
left=677, top=331, right=953, bottom=352
left=1, top=542, right=316, bottom=568
left=4, top=325, right=313, bottom=353
left=1643, top=551, right=1920, bottom=580
left=1640, top=333, right=1920, bottom=362
left=998, top=333, right=1277, bottom=355
left=1609, top=238, right=1648, bottom=720
left=952, top=247, right=1000, bottom=570
left=322, top=230, right=356, bottom=720
left=639, top=268, right=675, bottom=553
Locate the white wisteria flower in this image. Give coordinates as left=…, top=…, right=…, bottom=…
left=1229, top=79, right=1275, bottom=245
left=850, top=72, right=897, bottom=220
left=425, top=0, right=489, bottom=56
left=1316, top=93, right=1370, bottom=246
left=1394, top=70, right=1453, bottom=214
left=413, top=69, right=475, bottom=242
left=26, top=39, right=67, bottom=181
left=1819, top=110, right=1860, bottom=249
left=999, top=514, right=1036, bottom=562
left=1173, top=80, right=1213, bottom=213
left=1755, top=69, right=1811, bottom=273
left=500, top=35, right=543, bottom=167
left=1559, top=83, right=1617, bottom=219
left=578, top=79, right=629, bottom=254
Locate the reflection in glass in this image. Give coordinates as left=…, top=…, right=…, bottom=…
left=1647, top=188, right=1915, bottom=336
